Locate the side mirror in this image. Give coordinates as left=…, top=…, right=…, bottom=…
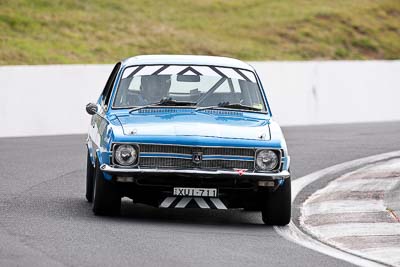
left=86, top=103, right=98, bottom=115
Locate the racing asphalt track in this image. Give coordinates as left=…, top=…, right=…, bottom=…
left=1, top=121, right=400, bottom=267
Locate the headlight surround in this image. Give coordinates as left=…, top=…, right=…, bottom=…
left=114, top=144, right=138, bottom=166
left=256, top=149, right=279, bottom=171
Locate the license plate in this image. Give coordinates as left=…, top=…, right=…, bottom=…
left=173, top=187, right=218, bottom=197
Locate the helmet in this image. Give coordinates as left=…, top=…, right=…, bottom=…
left=140, top=75, right=171, bottom=103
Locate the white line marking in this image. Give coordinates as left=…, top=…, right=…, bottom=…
left=210, top=198, right=228, bottom=210
left=274, top=222, right=383, bottom=267
left=358, top=247, right=400, bottom=266
left=274, top=150, right=400, bottom=267
left=159, top=197, right=176, bottom=208
left=193, top=198, right=210, bottom=209
left=175, top=197, right=192, bottom=208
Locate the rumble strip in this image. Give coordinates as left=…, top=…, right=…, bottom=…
left=301, top=158, right=400, bottom=266
left=274, top=151, right=400, bottom=267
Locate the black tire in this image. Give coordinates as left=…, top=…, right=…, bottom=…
left=261, top=178, right=291, bottom=226
left=85, top=151, right=94, bottom=202
left=92, top=159, right=121, bottom=216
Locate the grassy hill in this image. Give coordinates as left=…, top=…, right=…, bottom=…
left=0, top=0, right=399, bottom=64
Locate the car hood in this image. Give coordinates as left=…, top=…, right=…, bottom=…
left=115, top=110, right=271, bottom=140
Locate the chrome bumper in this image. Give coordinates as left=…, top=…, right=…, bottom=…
left=100, top=164, right=290, bottom=180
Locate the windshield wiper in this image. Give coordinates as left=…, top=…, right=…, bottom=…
left=156, top=98, right=197, bottom=106
left=196, top=102, right=261, bottom=112
left=219, top=103, right=261, bottom=111
left=129, top=98, right=197, bottom=113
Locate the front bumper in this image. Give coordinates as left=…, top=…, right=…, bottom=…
left=100, top=164, right=290, bottom=180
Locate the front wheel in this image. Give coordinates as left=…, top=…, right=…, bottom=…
left=261, top=178, right=291, bottom=226
left=92, top=159, right=121, bottom=216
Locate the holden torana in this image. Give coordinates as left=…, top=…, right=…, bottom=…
left=85, top=55, right=291, bottom=225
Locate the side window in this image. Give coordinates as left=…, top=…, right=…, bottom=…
left=101, top=62, right=121, bottom=108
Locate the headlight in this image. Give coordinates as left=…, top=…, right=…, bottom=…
left=256, top=150, right=279, bottom=171
left=114, top=144, right=138, bottom=166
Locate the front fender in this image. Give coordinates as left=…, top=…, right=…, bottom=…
left=89, top=115, right=119, bottom=181
left=268, top=119, right=290, bottom=171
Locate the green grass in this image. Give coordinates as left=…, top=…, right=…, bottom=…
left=0, top=0, right=399, bottom=64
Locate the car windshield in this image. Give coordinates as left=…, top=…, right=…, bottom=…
left=113, top=65, right=266, bottom=112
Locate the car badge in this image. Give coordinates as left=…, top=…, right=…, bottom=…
left=192, top=152, right=203, bottom=164
left=234, top=168, right=248, bottom=176
left=259, top=132, right=267, bottom=140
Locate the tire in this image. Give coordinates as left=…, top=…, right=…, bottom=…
left=261, top=178, right=291, bottom=226
left=92, top=159, right=121, bottom=216
left=85, top=150, right=94, bottom=202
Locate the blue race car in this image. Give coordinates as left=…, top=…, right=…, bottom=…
left=86, top=55, right=291, bottom=225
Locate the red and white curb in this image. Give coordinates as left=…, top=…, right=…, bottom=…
left=301, top=158, right=400, bottom=266
left=274, top=151, right=400, bottom=267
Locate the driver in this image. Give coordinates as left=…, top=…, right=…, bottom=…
left=139, top=75, right=171, bottom=104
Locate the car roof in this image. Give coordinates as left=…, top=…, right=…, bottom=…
left=121, top=55, right=254, bottom=71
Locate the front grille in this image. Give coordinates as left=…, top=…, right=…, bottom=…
left=140, top=157, right=193, bottom=169
left=139, top=157, right=253, bottom=170
left=140, top=144, right=254, bottom=157
left=138, top=144, right=255, bottom=170
left=201, top=159, right=252, bottom=169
